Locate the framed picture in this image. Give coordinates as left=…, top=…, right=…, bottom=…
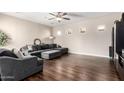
left=66, top=28, right=72, bottom=35
left=80, top=27, right=86, bottom=33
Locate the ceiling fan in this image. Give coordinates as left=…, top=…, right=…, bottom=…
left=48, top=12, right=71, bottom=22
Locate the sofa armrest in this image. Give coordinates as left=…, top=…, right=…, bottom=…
left=0, top=56, right=37, bottom=62
left=0, top=56, right=20, bottom=80
left=22, top=55, right=37, bottom=61
left=0, top=56, right=21, bottom=63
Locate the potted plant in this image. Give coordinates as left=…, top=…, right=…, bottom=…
left=0, top=31, right=10, bottom=46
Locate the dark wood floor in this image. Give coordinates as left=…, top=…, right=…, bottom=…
left=25, top=54, right=120, bottom=81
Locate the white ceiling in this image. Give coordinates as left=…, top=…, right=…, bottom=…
left=2, top=12, right=112, bottom=27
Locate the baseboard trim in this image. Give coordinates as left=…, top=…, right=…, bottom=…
left=69, top=51, right=109, bottom=58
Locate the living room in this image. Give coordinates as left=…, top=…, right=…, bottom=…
left=0, top=12, right=123, bottom=81
left=1, top=0, right=124, bottom=92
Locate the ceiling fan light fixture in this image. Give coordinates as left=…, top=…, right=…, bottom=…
left=48, top=12, right=70, bottom=23
left=56, top=17, right=62, bottom=21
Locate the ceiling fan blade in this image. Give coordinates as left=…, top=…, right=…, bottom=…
left=63, top=17, right=70, bottom=20
left=68, top=13, right=84, bottom=17
left=58, top=12, right=62, bottom=14
left=48, top=18, right=55, bottom=20
left=62, top=12, right=67, bottom=16
left=49, top=13, right=56, bottom=17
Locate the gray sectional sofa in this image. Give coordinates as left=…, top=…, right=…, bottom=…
left=0, top=44, right=68, bottom=81
left=20, top=44, right=68, bottom=59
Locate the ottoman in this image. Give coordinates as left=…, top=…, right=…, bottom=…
left=41, top=50, right=61, bottom=59
left=54, top=48, right=68, bottom=55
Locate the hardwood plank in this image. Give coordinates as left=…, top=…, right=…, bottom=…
left=25, top=54, right=120, bottom=81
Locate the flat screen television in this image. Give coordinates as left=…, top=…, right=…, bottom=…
left=116, top=21, right=124, bottom=55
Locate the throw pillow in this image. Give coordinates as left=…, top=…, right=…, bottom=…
left=27, top=45, right=33, bottom=51
left=32, top=45, right=38, bottom=51
left=0, top=49, right=18, bottom=58
left=12, top=48, right=24, bottom=59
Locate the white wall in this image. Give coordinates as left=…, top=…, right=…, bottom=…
left=53, top=13, right=121, bottom=57
left=0, top=14, right=52, bottom=49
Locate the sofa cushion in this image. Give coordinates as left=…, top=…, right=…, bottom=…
left=48, top=44, right=57, bottom=49
left=12, top=48, right=25, bottom=59
left=27, top=45, right=33, bottom=51
left=0, top=49, right=18, bottom=58
left=37, top=45, right=42, bottom=50
left=32, top=45, right=43, bottom=51
left=58, top=45, right=62, bottom=48
left=32, top=45, right=38, bottom=51
left=41, top=44, right=49, bottom=49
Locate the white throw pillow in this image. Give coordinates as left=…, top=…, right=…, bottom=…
left=13, top=48, right=24, bottom=59
left=27, top=45, right=32, bottom=51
